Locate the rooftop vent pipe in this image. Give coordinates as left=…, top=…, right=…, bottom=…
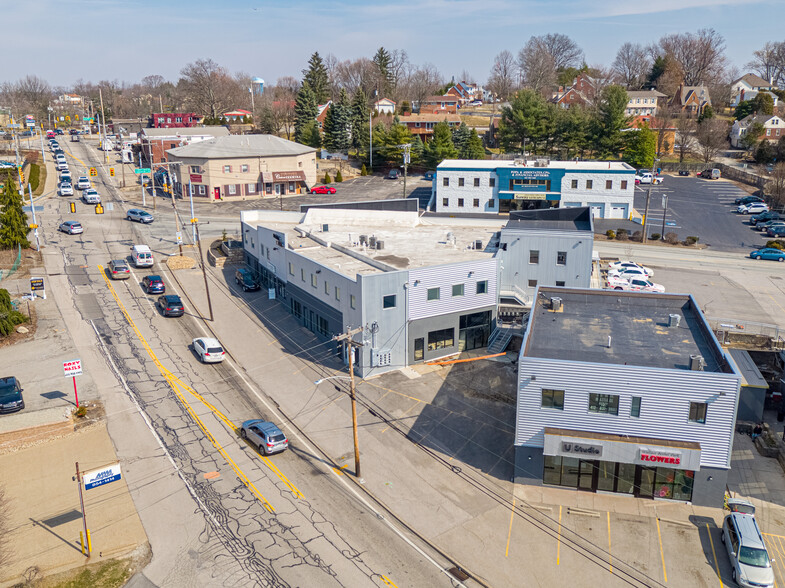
left=669, top=314, right=681, bottom=328
left=690, top=355, right=704, bottom=371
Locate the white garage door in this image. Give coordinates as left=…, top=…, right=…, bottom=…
left=609, top=205, right=628, bottom=219
left=590, top=205, right=603, bottom=218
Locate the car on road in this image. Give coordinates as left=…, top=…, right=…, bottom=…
left=0, top=377, right=25, bottom=414
left=750, top=211, right=780, bottom=226
left=59, top=170, right=72, bottom=183
left=109, top=259, right=131, bottom=280
left=56, top=161, right=69, bottom=171
left=678, top=170, right=691, bottom=176
left=735, top=195, right=764, bottom=206
left=59, top=221, right=83, bottom=235
left=142, top=275, right=165, bottom=294
left=738, top=202, right=769, bottom=215
left=607, top=261, right=653, bottom=277
left=69, top=129, right=78, bottom=135
left=156, top=294, right=184, bottom=317
left=76, top=177, right=90, bottom=190
left=749, top=247, right=785, bottom=262
left=59, top=182, right=73, bottom=196
left=387, top=169, right=399, bottom=180
left=127, top=208, right=154, bottom=223
left=55, top=128, right=64, bottom=135
left=235, top=268, right=260, bottom=292
left=310, top=185, right=336, bottom=194
left=192, top=337, right=226, bottom=363
left=767, top=225, right=785, bottom=237
left=721, top=500, right=774, bottom=588
left=240, top=419, right=288, bottom=455
left=635, top=172, right=664, bottom=185
left=83, top=189, right=101, bottom=204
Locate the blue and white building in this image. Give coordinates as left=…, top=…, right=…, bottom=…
left=432, top=159, right=636, bottom=219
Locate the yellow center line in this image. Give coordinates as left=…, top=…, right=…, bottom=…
left=380, top=575, right=398, bottom=587
left=607, top=511, right=613, bottom=574
left=505, top=497, right=515, bottom=557
left=656, top=517, right=667, bottom=583
left=557, top=505, right=562, bottom=566
left=99, top=266, right=290, bottom=510
left=706, top=523, right=724, bottom=588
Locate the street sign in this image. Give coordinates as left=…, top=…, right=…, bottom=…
left=84, top=464, right=122, bottom=490
left=30, top=277, right=44, bottom=291
left=134, top=168, right=151, bottom=174
left=176, top=231, right=182, bottom=243
left=63, top=359, right=83, bottom=377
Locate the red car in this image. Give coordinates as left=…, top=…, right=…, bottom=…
left=310, top=185, right=336, bottom=194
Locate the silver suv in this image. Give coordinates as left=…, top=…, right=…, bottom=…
left=721, top=499, right=774, bottom=588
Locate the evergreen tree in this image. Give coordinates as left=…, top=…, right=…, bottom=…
left=302, top=52, right=330, bottom=104
left=734, top=101, right=755, bottom=121
left=697, top=105, right=714, bottom=123
left=324, top=88, right=351, bottom=152
left=624, top=124, right=657, bottom=169
left=465, top=129, right=486, bottom=159
left=0, top=288, right=28, bottom=336
left=299, top=120, right=322, bottom=149
left=350, top=88, right=369, bottom=150
left=372, top=47, right=393, bottom=96
left=647, top=56, right=667, bottom=89
left=294, top=82, right=318, bottom=144
left=452, top=122, right=472, bottom=157
left=378, top=122, right=413, bottom=165
left=498, top=89, right=548, bottom=153
left=593, top=85, right=630, bottom=159
left=423, top=121, right=458, bottom=169
left=411, top=136, right=424, bottom=164
left=0, top=177, right=30, bottom=250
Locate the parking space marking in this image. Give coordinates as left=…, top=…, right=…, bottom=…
left=655, top=517, right=668, bottom=583
left=505, top=497, right=515, bottom=557
left=557, top=505, right=562, bottom=565
left=706, top=523, right=725, bottom=588
left=764, top=533, right=785, bottom=586
left=607, top=511, right=613, bottom=573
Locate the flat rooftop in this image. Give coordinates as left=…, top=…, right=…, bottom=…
left=524, top=288, right=728, bottom=373
left=241, top=209, right=505, bottom=278
left=437, top=159, right=635, bottom=171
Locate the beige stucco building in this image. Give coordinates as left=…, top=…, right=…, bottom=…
left=167, top=135, right=317, bottom=201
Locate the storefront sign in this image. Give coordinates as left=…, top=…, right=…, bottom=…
left=513, top=192, right=548, bottom=201
left=638, top=448, right=682, bottom=466
left=560, top=441, right=603, bottom=457
left=190, top=174, right=202, bottom=183
left=272, top=171, right=306, bottom=182
left=509, top=169, right=551, bottom=179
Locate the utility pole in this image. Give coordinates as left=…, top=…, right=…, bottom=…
left=188, top=219, right=214, bottom=322
left=397, top=143, right=411, bottom=199
left=99, top=88, right=108, bottom=164
left=188, top=177, right=197, bottom=244
left=74, top=462, right=91, bottom=557
left=139, top=151, right=146, bottom=207
left=331, top=327, right=364, bottom=480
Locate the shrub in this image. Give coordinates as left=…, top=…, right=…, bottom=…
left=605, top=229, right=616, bottom=239
left=615, top=228, right=629, bottom=241
left=361, top=164, right=368, bottom=176
left=336, top=170, right=344, bottom=182
left=74, top=406, right=87, bottom=418
left=685, top=236, right=699, bottom=245
left=650, top=233, right=661, bottom=241
left=323, top=172, right=332, bottom=184
left=631, top=230, right=642, bottom=242
left=766, top=240, right=784, bottom=250
left=665, top=232, right=680, bottom=245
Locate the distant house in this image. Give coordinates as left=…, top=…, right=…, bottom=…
left=552, top=87, right=593, bottom=110
left=399, top=113, right=461, bottom=141
left=670, top=84, right=711, bottom=117
left=222, top=109, right=252, bottom=122
left=316, top=101, right=332, bottom=130
left=730, top=114, right=785, bottom=148
left=420, top=95, right=460, bottom=114
left=551, top=73, right=599, bottom=109
left=730, top=73, right=778, bottom=108
left=445, top=81, right=482, bottom=105
left=624, top=90, right=666, bottom=117
left=374, top=98, right=396, bottom=115
left=151, top=112, right=201, bottom=128
left=139, top=126, right=230, bottom=165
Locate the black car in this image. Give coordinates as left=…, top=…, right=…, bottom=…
left=751, top=211, right=781, bottom=226
left=735, top=194, right=765, bottom=206
left=69, top=129, right=78, bottom=135
left=0, top=377, right=25, bottom=413
left=157, top=294, right=184, bottom=317
left=235, top=268, right=260, bottom=292
left=678, top=170, right=690, bottom=176
left=142, top=275, right=165, bottom=294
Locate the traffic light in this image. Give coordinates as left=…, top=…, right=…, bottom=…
left=109, top=167, right=115, bottom=177
left=18, top=167, right=24, bottom=184
left=89, top=167, right=97, bottom=177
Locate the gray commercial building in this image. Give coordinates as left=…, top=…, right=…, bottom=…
left=515, top=287, right=741, bottom=507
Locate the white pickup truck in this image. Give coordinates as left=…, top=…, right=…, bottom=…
left=635, top=172, right=664, bottom=185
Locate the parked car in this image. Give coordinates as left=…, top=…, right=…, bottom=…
left=605, top=275, right=631, bottom=290
left=108, top=259, right=131, bottom=279
left=0, top=376, right=25, bottom=413
left=767, top=225, right=785, bottom=237
left=698, top=168, right=721, bottom=179
left=142, top=275, right=165, bottom=294
left=634, top=172, right=663, bottom=185
left=59, top=182, right=73, bottom=196
left=739, top=202, right=769, bottom=215
left=424, top=171, right=435, bottom=180
left=240, top=419, right=289, bottom=455
left=627, top=278, right=666, bottom=293
left=749, top=247, right=785, bottom=262
left=310, top=185, right=336, bottom=194
left=750, top=211, right=780, bottom=226
left=157, top=294, right=184, bottom=317
left=192, top=337, right=226, bottom=363
left=607, top=261, right=653, bottom=277
left=678, top=170, right=691, bottom=176
left=76, top=176, right=90, bottom=190
left=387, top=169, right=399, bottom=180
left=59, top=221, right=83, bottom=235
left=127, top=208, right=154, bottom=223
left=736, top=195, right=764, bottom=206
left=721, top=499, right=775, bottom=588
left=758, top=220, right=785, bottom=232
left=234, top=268, right=260, bottom=292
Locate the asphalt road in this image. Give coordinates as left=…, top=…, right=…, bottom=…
left=36, top=139, right=458, bottom=587
left=634, top=175, right=761, bottom=252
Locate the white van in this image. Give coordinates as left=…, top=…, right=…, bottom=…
left=131, top=244, right=154, bottom=268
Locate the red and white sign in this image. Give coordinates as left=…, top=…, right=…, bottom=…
left=63, top=359, right=83, bottom=377
left=639, top=448, right=681, bottom=466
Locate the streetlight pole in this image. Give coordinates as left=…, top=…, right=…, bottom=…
left=397, top=143, right=411, bottom=200
left=99, top=88, right=108, bottom=164
left=641, top=158, right=658, bottom=244
left=190, top=220, right=214, bottom=322
left=660, top=194, right=669, bottom=241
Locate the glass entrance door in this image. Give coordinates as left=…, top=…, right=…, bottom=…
left=578, top=460, right=596, bottom=490
left=637, top=467, right=656, bottom=499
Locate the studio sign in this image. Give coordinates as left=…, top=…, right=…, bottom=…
left=561, top=442, right=603, bottom=457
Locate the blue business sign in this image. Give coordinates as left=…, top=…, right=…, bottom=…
left=83, top=464, right=122, bottom=490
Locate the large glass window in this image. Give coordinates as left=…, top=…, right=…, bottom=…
left=476, top=280, right=488, bottom=294
left=689, top=402, right=707, bottom=424
left=631, top=397, right=641, bottom=418
left=427, top=287, right=440, bottom=301
left=452, top=283, right=464, bottom=297
left=427, top=328, right=454, bottom=351
left=541, top=389, right=564, bottom=410
left=589, top=393, right=619, bottom=415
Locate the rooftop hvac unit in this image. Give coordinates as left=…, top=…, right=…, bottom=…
left=359, top=235, right=368, bottom=245
left=322, top=224, right=329, bottom=232
left=668, top=314, right=681, bottom=328
left=376, top=240, right=384, bottom=250
left=690, top=355, right=704, bottom=371
left=369, top=235, right=377, bottom=248
left=550, top=297, right=562, bottom=311
left=474, top=239, right=483, bottom=250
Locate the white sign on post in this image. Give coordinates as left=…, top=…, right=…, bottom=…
left=84, top=464, right=122, bottom=490
left=63, top=359, right=83, bottom=377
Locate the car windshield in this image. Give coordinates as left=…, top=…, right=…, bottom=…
left=738, top=546, right=770, bottom=568
left=0, top=381, right=19, bottom=401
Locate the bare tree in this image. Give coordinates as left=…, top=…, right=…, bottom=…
left=388, top=49, right=410, bottom=97
left=459, top=70, right=476, bottom=84
left=517, top=38, right=556, bottom=95
left=657, top=28, right=727, bottom=85
left=333, top=58, right=376, bottom=97
left=695, top=117, right=729, bottom=163
left=539, top=33, right=584, bottom=71
left=179, top=58, right=239, bottom=119
left=487, top=50, right=517, bottom=100
left=141, top=75, right=167, bottom=92
left=767, top=163, right=785, bottom=210
left=747, top=41, right=785, bottom=87
left=612, top=43, right=650, bottom=89
left=673, top=109, right=697, bottom=162
left=401, top=63, right=443, bottom=110
left=274, top=76, right=300, bottom=98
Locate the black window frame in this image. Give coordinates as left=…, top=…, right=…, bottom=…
left=631, top=396, right=642, bottom=418
left=541, top=389, right=565, bottom=410
left=571, top=179, right=578, bottom=189
left=689, top=402, right=707, bottom=424
left=588, top=393, right=619, bottom=415
left=476, top=280, right=488, bottom=294
left=556, top=251, right=567, bottom=266
left=473, top=177, right=480, bottom=187
left=529, top=250, right=540, bottom=264
left=383, top=294, right=397, bottom=309
left=443, top=177, right=449, bottom=186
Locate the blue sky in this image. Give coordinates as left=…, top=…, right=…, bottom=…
left=9, top=0, right=779, bottom=88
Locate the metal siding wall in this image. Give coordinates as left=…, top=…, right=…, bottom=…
left=358, top=271, right=409, bottom=377
left=408, top=305, right=496, bottom=363
left=516, top=357, right=740, bottom=469
left=408, top=259, right=498, bottom=320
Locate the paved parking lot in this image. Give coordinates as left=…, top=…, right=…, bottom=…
left=634, top=176, right=761, bottom=252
